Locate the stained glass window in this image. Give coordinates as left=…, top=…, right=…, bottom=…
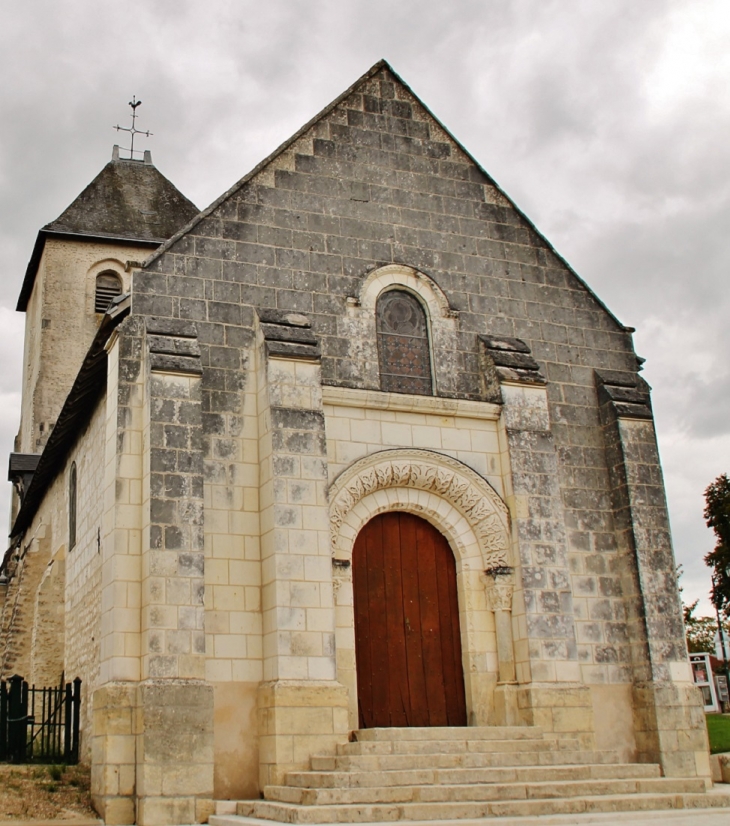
left=376, top=290, right=433, bottom=395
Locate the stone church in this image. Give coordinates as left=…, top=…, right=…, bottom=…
left=1, top=61, right=724, bottom=824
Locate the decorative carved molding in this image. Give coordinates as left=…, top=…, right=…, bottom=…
left=329, top=449, right=511, bottom=565
left=481, top=573, right=515, bottom=613
left=357, top=264, right=454, bottom=317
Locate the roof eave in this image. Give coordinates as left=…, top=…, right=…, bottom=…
left=16, top=229, right=164, bottom=312
left=144, top=58, right=632, bottom=333
left=380, top=63, right=632, bottom=334
left=143, top=60, right=392, bottom=269
left=11, top=296, right=131, bottom=538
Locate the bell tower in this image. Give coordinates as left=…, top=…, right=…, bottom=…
left=9, top=116, right=198, bottom=522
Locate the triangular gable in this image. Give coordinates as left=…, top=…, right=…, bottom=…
left=144, top=59, right=629, bottom=332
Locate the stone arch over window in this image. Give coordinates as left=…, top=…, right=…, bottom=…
left=342, top=264, right=461, bottom=396
left=376, top=289, right=433, bottom=395
left=95, top=271, right=123, bottom=313
left=68, top=462, right=77, bottom=550
left=328, top=448, right=513, bottom=728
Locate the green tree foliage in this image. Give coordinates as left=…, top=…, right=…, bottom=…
left=683, top=600, right=718, bottom=653
left=704, top=473, right=730, bottom=616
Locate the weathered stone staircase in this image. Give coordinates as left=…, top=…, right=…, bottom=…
left=211, top=726, right=730, bottom=823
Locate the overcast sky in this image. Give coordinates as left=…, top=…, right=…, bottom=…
left=1, top=0, right=727, bottom=613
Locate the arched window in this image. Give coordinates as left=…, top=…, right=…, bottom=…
left=95, top=272, right=122, bottom=313
left=376, top=289, right=433, bottom=395
left=68, top=463, right=77, bottom=550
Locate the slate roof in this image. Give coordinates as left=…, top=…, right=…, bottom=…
left=17, top=153, right=198, bottom=311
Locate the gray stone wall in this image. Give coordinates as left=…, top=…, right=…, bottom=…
left=133, top=65, right=644, bottom=680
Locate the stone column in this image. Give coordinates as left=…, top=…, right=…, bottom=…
left=482, top=572, right=516, bottom=684
left=254, top=310, right=348, bottom=788
left=482, top=335, right=594, bottom=745
left=596, top=370, right=710, bottom=779
left=483, top=572, right=519, bottom=725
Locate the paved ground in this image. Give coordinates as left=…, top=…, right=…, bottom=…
left=0, top=821, right=100, bottom=826
left=6, top=809, right=723, bottom=826
left=215, top=811, right=730, bottom=826
left=400, top=812, right=730, bottom=825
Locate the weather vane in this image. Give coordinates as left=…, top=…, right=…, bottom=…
left=113, top=96, right=153, bottom=159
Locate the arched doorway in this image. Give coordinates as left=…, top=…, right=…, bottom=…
left=353, top=511, right=467, bottom=728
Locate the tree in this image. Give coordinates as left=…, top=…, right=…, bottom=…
left=683, top=600, right=718, bottom=653
left=705, top=474, right=730, bottom=617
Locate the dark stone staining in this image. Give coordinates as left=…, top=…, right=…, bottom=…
left=480, top=335, right=545, bottom=390
left=272, top=408, right=325, bottom=432
left=595, top=370, right=653, bottom=420
left=257, top=308, right=321, bottom=361
left=147, top=320, right=202, bottom=376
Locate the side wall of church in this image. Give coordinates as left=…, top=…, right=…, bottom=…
left=1, top=399, right=106, bottom=761
left=64, top=399, right=107, bottom=760
left=0, top=524, right=53, bottom=681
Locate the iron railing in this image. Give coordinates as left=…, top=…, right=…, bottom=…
left=0, top=675, right=81, bottom=763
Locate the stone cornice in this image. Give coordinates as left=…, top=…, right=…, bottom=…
left=322, top=386, right=501, bottom=420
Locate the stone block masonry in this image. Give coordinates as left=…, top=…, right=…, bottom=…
left=596, top=370, right=710, bottom=778
left=123, top=62, right=699, bottom=781
left=254, top=311, right=349, bottom=787
left=91, top=317, right=216, bottom=824
left=142, top=317, right=206, bottom=682
left=136, top=65, right=640, bottom=690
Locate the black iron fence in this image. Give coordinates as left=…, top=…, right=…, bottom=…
left=0, top=675, right=81, bottom=763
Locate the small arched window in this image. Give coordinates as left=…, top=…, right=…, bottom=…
left=68, top=463, right=77, bottom=550
left=95, top=272, right=122, bottom=313
left=376, top=289, right=433, bottom=395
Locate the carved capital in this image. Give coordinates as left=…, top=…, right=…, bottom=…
left=481, top=573, right=514, bottom=613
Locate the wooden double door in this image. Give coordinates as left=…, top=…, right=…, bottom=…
left=353, top=512, right=467, bottom=728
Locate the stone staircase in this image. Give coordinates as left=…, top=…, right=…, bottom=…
left=210, top=726, right=730, bottom=823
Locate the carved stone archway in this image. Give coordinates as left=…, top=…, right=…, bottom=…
left=330, top=449, right=510, bottom=568
left=328, top=449, right=516, bottom=727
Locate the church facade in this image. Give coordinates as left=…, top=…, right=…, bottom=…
left=0, top=61, right=713, bottom=825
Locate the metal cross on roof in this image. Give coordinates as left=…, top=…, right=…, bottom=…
left=113, top=96, right=153, bottom=160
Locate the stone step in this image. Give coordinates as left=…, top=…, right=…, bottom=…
left=264, top=776, right=707, bottom=806
left=353, top=726, right=544, bottom=742
left=310, top=749, right=622, bottom=772
left=336, top=737, right=581, bottom=756
left=227, top=791, right=730, bottom=823
left=285, top=762, right=662, bottom=789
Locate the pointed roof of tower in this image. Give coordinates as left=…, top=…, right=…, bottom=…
left=17, top=149, right=199, bottom=311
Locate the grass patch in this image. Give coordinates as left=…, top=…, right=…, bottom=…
left=707, top=714, right=730, bottom=753
left=47, top=765, right=64, bottom=782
